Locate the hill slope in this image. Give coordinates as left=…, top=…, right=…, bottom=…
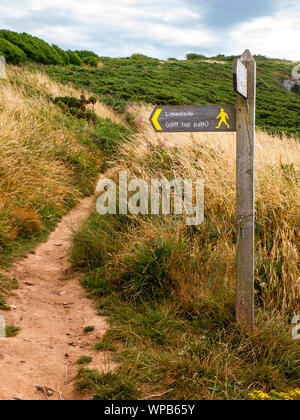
left=71, top=104, right=300, bottom=400
left=0, top=66, right=130, bottom=270
left=46, top=55, right=300, bottom=137
left=1, top=30, right=299, bottom=136
left=0, top=57, right=299, bottom=399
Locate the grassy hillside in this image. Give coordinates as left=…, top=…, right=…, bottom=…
left=1, top=31, right=299, bottom=136
left=46, top=55, right=300, bottom=137
left=0, top=48, right=298, bottom=400
left=0, top=65, right=133, bottom=313
left=71, top=104, right=300, bottom=400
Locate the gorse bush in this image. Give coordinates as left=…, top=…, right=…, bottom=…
left=75, top=50, right=100, bottom=67
left=67, top=50, right=82, bottom=66
left=54, top=95, right=133, bottom=154
left=186, top=53, right=206, bottom=60
left=54, top=95, right=98, bottom=123
left=0, top=29, right=100, bottom=68
left=0, top=30, right=64, bottom=65
left=52, top=44, right=70, bottom=65
left=0, top=38, right=26, bottom=65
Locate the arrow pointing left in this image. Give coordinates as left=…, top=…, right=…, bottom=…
left=151, top=108, right=162, bottom=131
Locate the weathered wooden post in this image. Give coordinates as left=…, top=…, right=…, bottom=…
left=149, top=51, right=256, bottom=330
left=235, top=50, right=256, bottom=330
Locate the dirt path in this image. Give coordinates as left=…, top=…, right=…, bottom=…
left=0, top=195, right=111, bottom=400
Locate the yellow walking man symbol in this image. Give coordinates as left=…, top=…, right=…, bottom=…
left=216, top=108, right=230, bottom=129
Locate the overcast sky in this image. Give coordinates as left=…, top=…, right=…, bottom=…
left=0, top=0, right=299, bottom=60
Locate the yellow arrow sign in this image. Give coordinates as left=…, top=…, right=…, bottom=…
left=151, top=108, right=162, bottom=131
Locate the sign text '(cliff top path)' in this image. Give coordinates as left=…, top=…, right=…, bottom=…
left=150, top=105, right=236, bottom=133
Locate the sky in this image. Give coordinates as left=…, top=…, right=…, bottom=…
left=0, top=0, right=299, bottom=60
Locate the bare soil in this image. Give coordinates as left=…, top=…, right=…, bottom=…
left=0, top=196, right=112, bottom=400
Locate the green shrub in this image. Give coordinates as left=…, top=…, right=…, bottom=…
left=186, top=53, right=206, bottom=60
left=0, top=30, right=64, bottom=64
left=67, top=50, right=82, bottom=66
left=75, top=50, right=100, bottom=67
left=85, top=56, right=99, bottom=67
left=93, top=119, right=133, bottom=154
left=54, top=95, right=98, bottom=123
left=130, top=53, right=159, bottom=63
left=0, top=38, right=27, bottom=64
left=52, top=44, right=70, bottom=65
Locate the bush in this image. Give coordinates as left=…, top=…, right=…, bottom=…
left=0, top=38, right=27, bottom=64
left=186, top=53, right=206, bottom=60
left=130, top=53, right=159, bottom=63
left=0, top=30, right=64, bottom=64
left=54, top=95, right=98, bottom=123
left=67, top=50, right=82, bottom=66
left=52, top=44, right=70, bottom=65
left=85, top=56, right=99, bottom=67
left=75, top=50, right=100, bottom=67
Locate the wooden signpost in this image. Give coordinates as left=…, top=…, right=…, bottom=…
left=150, top=50, right=256, bottom=330
left=235, top=50, right=256, bottom=331
left=0, top=56, right=6, bottom=80
left=150, top=105, right=236, bottom=133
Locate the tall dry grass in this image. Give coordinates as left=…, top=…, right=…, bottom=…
left=14, top=67, right=126, bottom=125
left=0, top=66, right=123, bottom=253
left=105, top=103, right=299, bottom=313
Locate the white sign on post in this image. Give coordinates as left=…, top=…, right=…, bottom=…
left=234, top=58, right=248, bottom=99
left=0, top=56, right=6, bottom=80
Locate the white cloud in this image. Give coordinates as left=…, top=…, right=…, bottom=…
left=32, top=26, right=90, bottom=45
left=0, top=0, right=299, bottom=59
left=229, top=4, right=300, bottom=60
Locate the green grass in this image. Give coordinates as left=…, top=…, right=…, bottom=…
left=0, top=274, right=18, bottom=310
left=94, top=339, right=116, bottom=352
left=71, top=213, right=300, bottom=400
left=5, top=325, right=20, bottom=337
left=76, top=356, right=93, bottom=365
left=76, top=369, right=139, bottom=400
left=46, top=56, right=300, bottom=137
left=83, top=326, right=95, bottom=333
